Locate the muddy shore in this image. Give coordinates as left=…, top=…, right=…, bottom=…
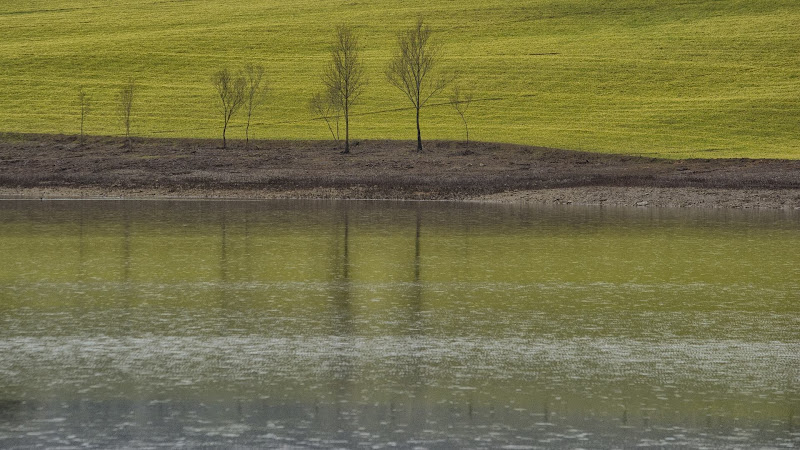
left=1, top=134, right=798, bottom=209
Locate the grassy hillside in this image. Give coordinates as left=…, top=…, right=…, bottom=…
left=0, top=0, right=798, bottom=158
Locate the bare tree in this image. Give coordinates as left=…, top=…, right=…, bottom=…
left=243, top=64, right=269, bottom=148
left=78, top=86, right=90, bottom=147
left=118, top=78, right=136, bottom=147
left=322, top=25, right=366, bottom=154
left=386, top=18, right=451, bottom=152
left=309, top=88, right=342, bottom=144
left=449, top=85, right=473, bottom=147
left=212, top=68, right=246, bottom=149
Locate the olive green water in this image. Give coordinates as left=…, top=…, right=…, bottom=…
left=0, top=200, right=798, bottom=448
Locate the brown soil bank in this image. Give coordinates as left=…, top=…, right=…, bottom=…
left=0, top=133, right=798, bottom=209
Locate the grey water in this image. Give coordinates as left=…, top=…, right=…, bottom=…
left=0, top=200, right=798, bottom=449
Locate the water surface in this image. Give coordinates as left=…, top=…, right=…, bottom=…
left=0, top=200, right=798, bottom=448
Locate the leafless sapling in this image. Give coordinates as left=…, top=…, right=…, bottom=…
left=309, top=88, right=342, bottom=144
left=386, top=18, right=451, bottom=152
left=323, top=25, right=366, bottom=154
left=243, top=64, right=269, bottom=148
left=78, top=86, right=90, bottom=146
left=118, top=78, right=136, bottom=147
left=449, top=85, right=473, bottom=147
left=212, top=68, right=246, bottom=149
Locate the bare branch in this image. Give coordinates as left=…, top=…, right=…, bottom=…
left=449, top=84, right=474, bottom=147
left=212, top=68, right=246, bottom=149
left=243, top=63, right=269, bottom=148
left=309, top=90, right=341, bottom=143
left=118, top=78, right=136, bottom=147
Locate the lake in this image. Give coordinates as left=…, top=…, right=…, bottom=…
left=0, top=200, right=798, bottom=448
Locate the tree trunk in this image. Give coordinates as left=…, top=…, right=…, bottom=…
left=416, top=106, right=422, bottom=152
left=344, top=108, right=350, bottom=154
left=245, top=118, right=250, bottom=149
left=80, top=109, right=84, bottom=145
left=222, top=121, right=227, bottom=149
left=463, top=116, right=469, bottom=148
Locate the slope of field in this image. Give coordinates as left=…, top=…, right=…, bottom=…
left=0, top=0, right=798, bottom=158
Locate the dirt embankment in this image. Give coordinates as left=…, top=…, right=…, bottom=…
left=0, top=133, right=798, bottom=209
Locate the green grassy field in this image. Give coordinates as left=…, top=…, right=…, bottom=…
left=1, top=0, right=798, bottom=158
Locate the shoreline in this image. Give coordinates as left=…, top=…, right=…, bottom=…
left=1, top=134, right=798, bottom=210
left=2, top=186, right=798, bottom=210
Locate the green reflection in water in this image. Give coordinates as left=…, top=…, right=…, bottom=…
left=0, top=200, right=798, bottom=448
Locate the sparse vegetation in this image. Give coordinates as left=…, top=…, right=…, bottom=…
left=78, top=86, right=90, bottom=146
left=212, top=68, right=246, bottom=149
left=118, top=78, right=136, bottom=147
left=309, top=90, right=341, bottom=144
left=387, top=18, right=450, bottom=152
left=321, top=25, right=365, bottom=154
left=243, top=64, right=269, bottom=149
left=449, top=85, right=472, bottom=148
